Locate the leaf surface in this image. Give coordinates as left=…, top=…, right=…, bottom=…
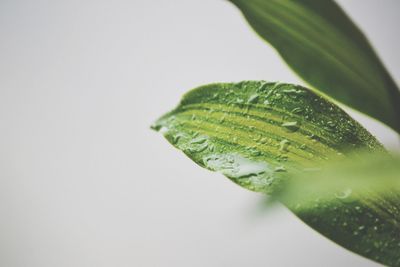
left=277, top=152, right=400, bottom=266
left=228, top=0, right=400, bottom=133
left=152, top=81, right=383, bottom=194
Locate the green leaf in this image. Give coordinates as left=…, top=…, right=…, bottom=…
left=152, top=81, right=384, bottom=194
left=277, top=152, right=400, bottom=266
left=228, top=0, right=400, bottom=133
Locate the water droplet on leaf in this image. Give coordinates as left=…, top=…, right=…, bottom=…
left=279, top=139, right=290, bottom=152
left=248, top=94, right=259, bottom=103
left=335, top=188, right=352, bottom=199
left=282, top=121, right=300, bottom=132
left=274, top=166, right=286, bottom=172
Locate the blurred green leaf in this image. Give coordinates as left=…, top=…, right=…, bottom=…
left=228, top=0, right=400, bottom=133
left=152, top=81, right=384, bottom=194
left=277, top=152, right=400, bottom=266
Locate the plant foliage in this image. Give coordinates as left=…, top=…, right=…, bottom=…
left=228, top=0, right=400, bottom=133
left=153, top=1, right=400, bottom=265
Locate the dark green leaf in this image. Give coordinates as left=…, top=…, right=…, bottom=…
left=152, top=81, right=384, bottom=194
left=228, top=0, right=400, bottom=133
left=277, top=152, right=400, bottom=266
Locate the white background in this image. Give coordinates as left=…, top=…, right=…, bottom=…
left=0, top=0, right=399, bottom=266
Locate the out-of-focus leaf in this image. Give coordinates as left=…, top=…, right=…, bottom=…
left=228, top=0, right=400, bottom=133
left=152, top=81, right=384, bottom=194
left=276, top=152, right=400, bottom=266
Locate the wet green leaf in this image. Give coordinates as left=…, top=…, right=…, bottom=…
left=228, top=0, right=400, bottom=133
left=277, top=152, right=400, bottom=266
left=152, top=81, right=384, bottom=194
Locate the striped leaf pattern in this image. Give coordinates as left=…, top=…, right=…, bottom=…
left=152, top=81, right=384, bottom=194
left=228, top=0, right=400, bottom=133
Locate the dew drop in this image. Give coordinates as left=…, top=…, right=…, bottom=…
left=172, top=134, right=181, bottom=144
left=263, top=99, right=271, bottom=106
left=250, top=149, right=261, bottom=156
left=203, top=153, right=271, bottom=179
left=335, top=188, right=352, bottom=199
left=257, top=81, right=269, bottom=93
left=274, top=166, right=286, bottom=172
left=236, top=98, right=244, bottom=104
left=279, top=139, right=290, bottom=152
left=208, top=144, right=215, bottom=152
left=281, top=121, right=300, bottom=132
left=159, top=126, right=169, bottom=134
left=190, top=136, right=208, bottom=144
left=187, top=143, right=208, bottom=153
left=253, top=134, right=261, bottom=142
left=326, top=120, right=336, bottom=128
left=274, top=93, right=282, bottom=100
left=248, top=94, right=259, bottom=103
left=291, top=107, right=303, bottom=114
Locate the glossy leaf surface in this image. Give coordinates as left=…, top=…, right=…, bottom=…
left=152, top=81, right=384, bottom=194
left=228, top=0, right=400, bottom=133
